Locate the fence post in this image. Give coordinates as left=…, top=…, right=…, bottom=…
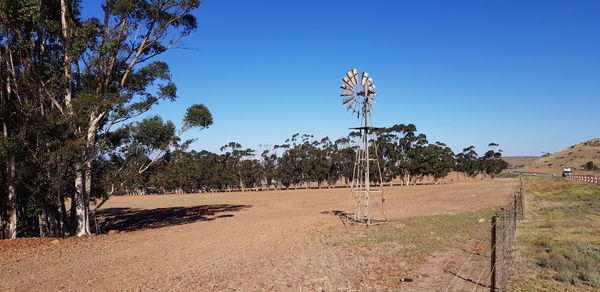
left=490, top=215, right=497, bottom=292
left=519, top=176, right=523, bottom=194
left=513, top=193, right=518, bottom=224
left=520, top=190, right=525, bottom=220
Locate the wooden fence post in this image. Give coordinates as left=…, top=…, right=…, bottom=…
left=490, top=215, right=497, bottom=292
left=513, top=193, right=518, bottom=226
left=520, top=191, right=524, bottom=220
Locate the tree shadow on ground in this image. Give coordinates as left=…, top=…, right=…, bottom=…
left=95, top=204, right=251, bottom=233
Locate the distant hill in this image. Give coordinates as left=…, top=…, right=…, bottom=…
left=502, top=156, right=539, bottom=169
left=528, top=138, right=600, bottom=171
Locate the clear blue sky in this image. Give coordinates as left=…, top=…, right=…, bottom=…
left=86, top=0, right=600, bottom=156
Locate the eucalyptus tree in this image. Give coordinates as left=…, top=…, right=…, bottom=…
left=220, top=142, right=255, bottom=191
left=0, top=0, right=207, bottom=237
left=373, top=124, right=428, bottom=185
left=260, top=150, right=277, bottom=190
left=95, top=105, right=211, bottom=205
left=421, top=142, right=455, bottom=182
left=57, top=0, right=204, bottom=236
left=0, top=0, right=71, bottom=238
left=455, top=146, right=481, bottom=179
left=308, top=137, right=331, bottom=188
left=481, top=143, right=508, bottom=178
left=332, top=137, right=355, bottom=184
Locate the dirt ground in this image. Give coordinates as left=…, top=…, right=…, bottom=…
left=0, top=179, right=516, bottom=291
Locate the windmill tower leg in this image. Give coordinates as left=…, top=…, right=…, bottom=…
left=364, top=122, right=370, bottom=225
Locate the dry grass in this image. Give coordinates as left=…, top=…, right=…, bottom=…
left=506, top=177, right=600, bottom=291
left=329, top=208, right=495, bottom=257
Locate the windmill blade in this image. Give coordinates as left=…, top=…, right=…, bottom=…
left=346, top=99, right=357, bottom=111
left=346, top=71, right=357, bottom=87
left=342, top=96, right=354, bottom=104
left=340, top=83, right=353, bottom=91
left=368, top=91, right=377, bottom=96
left=367, top=77, right=373, bottom=85
left=343, top=76, right=353, bottom=86
left=351, top=69, right=359, bottom=87
left=345, top=72, right=354, bottom=87
left=361, top=72, right=369, bottom=86
left=356, top=90, right=365, bottom=96
left=368, top=84, right=376, bottom=90
left=368, top=96, right=377, bottom=103
left=341, top=90, right=354, bottom=96
left=342, top=77, right=354, bottom=90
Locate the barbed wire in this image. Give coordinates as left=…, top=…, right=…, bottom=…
left=443, top=189, right=522, bottom=292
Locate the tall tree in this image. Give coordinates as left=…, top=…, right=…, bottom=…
left=482, top=143, right=508, bottom=178
left=455, top=146, right=481, bottom=179
left=63, top=0, right=202, bottom=236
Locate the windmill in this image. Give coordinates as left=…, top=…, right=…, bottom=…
left=340, top=69, right=387, bottom=225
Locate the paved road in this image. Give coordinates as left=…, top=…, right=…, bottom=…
left=505, top=171, right=561, bottom=178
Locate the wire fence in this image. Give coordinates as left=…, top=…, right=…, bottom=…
left=443, top=179, right=524, bottom=291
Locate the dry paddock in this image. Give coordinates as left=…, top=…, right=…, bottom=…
left=0, top=179, right=516, bottom=291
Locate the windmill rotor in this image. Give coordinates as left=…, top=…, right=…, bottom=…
left=340, top=69, right=378, bottom=116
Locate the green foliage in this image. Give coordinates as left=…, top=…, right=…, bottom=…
left=583, top=161, right=597, bottom=171
left=183, top=104, right=213, bottom=130
left=143, top=125, right=462, bottom=193
left=131, top=116, right=177, bottom=151
left=455, top=144, right=508, bottom=179
left=455, top=146, right=481, bottom=178
left=0, top=0, right=205, bottom=237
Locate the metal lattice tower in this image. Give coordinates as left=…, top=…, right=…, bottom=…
left=340, top=69, right=387, bottom=225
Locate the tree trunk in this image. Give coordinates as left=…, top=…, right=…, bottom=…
left=3, top=67, right=17, bottom=238
left=7, top=155, right=17, bottom=238
left=74, top=163, right=89, bottom=236
left=0, top=214, right=4, bottom=239
left=38, top=210, right=47, bottom=237
left=74, top=112, right=101, bottom=236
left=2, top=105, right=17, bottom=238
left=69, top=191, right=76, bottom=235
left=60, top=0, right=72, bottom=108
left=58, top=195, right=67, bottom=237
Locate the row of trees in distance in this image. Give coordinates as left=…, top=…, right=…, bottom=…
left=138, top=125, right=507, bottom=195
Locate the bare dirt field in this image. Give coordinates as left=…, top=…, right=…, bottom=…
left=0, top=179, right=516, bottom=291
